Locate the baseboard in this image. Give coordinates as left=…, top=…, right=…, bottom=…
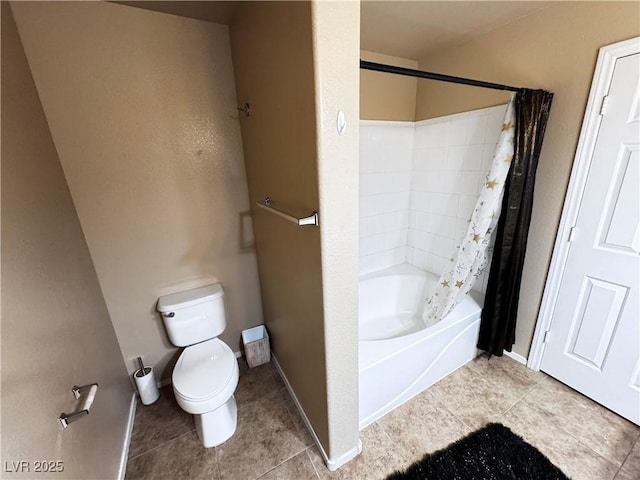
left=271, top=354, right=362, bottom=471
left=504, top=350, right=528, bottom=365
left=118, top=392, right=137, bottom=480
left=325, top=440, right=362, bottom=472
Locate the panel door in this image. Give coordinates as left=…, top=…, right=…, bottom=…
left=540, top=52, right=639, bottom=424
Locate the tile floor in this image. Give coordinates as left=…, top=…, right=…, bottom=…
left=126, top=355, right=639, bottom=480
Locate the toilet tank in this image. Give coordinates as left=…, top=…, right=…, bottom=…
left=157, top=283, right=226, bottom=347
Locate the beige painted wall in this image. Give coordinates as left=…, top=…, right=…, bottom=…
left=229, top=0, right=330, bottom=449
left=230, top=1, right=360, bottom=462
left=360, top=50, right=418, bottom=121
left=1, top=3, right=132, bottom=477
left=311, top=1, right=360, bottom=461
left=414, top=1, right=640, bottom=357
left=11, top=1, right=264, bottom=378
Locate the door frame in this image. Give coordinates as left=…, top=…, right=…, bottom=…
left=528, top=36, right=640, bottom=371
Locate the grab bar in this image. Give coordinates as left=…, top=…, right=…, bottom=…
left=256, top=197, right=319, bottom=227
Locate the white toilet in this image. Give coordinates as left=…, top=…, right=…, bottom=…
left=157, top=283, right=239, bottom=448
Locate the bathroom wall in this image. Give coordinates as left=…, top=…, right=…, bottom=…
left=11, top=1, right=264, bottom=379
left=360, top=50, right=418, bottom=121
left=230, top=0, right=360, bottom=464
left=407, top=105, right=506, bottom=293
left=413, top=1, right=640, bottom=358
left=311, top=1, right=360, bottom=462
left=2, top=3, right=132, bottom=477
left=229, top=0, right=328, bottom=454
left=359, top=122, right=413, bottom=274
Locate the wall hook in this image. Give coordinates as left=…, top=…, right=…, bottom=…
left=237, top=103, right=251, bottom=117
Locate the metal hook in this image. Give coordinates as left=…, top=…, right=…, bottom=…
left=237, top=103, right=251, bottom=117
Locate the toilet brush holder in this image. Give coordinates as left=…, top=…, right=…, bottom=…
left=134, top=361, right=160, bottom=405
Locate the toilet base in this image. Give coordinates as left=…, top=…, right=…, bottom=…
left=194, top=395, right=238, bottom=448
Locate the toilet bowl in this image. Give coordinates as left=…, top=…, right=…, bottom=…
left=157, top=283, right=239, bottom=448
left=172, top=338, right=239, bottom=447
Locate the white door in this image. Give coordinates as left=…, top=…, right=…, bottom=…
left=540, top=50, right=639, bottom=424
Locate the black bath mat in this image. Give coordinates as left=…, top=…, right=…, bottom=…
left=386, top=423, right=569, bottom=480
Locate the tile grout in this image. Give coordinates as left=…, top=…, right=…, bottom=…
left=252, top=446, right=317, bottom=480
left=129, top=357, right=637, bottom=480
left=237, top=384, right=287, bottom=411
left=621, top=433, right=640, bottom=470
left=425, top=388, right=475, bottom=433
left=374, top=418, right=416, bottom=467
left=610, top=431, right=640, bottom=479
left=305, top=447, right=322, bottom=480
left=498, top=376, right=630, bottom=477
left=127, top=428, right=197, bottom=463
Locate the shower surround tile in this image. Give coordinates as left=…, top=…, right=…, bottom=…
left=359, top=105, right=507, bottom=288
left=407, top=105, right=506, bottom=289
left=359, top=121, right=414, bottom=274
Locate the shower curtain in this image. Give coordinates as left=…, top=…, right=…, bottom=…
left=478, top=90, right=554, bottom=356
left=423, top=95, right=516, bottom=326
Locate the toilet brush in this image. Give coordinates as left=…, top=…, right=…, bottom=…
left=136, top=357, right=148, bottom=376
left=134, top=356, right=159, bottom=405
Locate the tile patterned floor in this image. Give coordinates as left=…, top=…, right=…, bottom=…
left=126, top=355, right=640, bottom=480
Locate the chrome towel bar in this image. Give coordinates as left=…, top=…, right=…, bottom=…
left=256, top=197, right=319, bottom=227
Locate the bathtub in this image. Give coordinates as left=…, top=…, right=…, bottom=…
left=359, top=263, right=482, bottom=429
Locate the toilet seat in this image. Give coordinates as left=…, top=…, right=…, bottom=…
left=172, top=338, right=239, bottom=414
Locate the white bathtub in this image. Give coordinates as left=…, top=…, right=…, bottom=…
left=359, top=263, right=482, bottom=429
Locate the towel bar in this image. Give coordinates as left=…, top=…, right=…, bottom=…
left=256, top=197, right=319, bottom=227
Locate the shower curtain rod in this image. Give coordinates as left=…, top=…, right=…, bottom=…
left=360, top=60, right=523, bottom=93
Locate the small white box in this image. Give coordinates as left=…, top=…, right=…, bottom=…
left=242, top=325, right=270, bottom=368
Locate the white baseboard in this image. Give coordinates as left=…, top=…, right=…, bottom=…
left=504, top=350, right=528, bottom=365
left=118, top=392, right=137, bottom=480
left=325, top=440, right=362, bottom=472
left=271, top=354, right=361, bottom=471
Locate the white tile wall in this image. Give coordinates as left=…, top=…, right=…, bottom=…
left=359, top=121, right=414, bottom=275
left=359, top=105, right=506, bottom=287
left=407, top=105, right=506, bottom=292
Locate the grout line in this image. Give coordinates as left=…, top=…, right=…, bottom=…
left=127, top=428, right=196, bottom=463
left=425, top=389, right=474, bottom=433
left=236, top=366, right=287, bottom=410
left=253, top=446, right=314, bottom=480
left=375, top=419, right=395, bottom=444
left=214, top=446, right=221, bottom=480
left=616, top=434, right=639, bottom=478
left=238, top=385, right=287, bottom=412
left=500, top=381, right=625, bottom=473
left=499, top=382, right=539, bottom=420
left=305, top=447, right=323, bottom=480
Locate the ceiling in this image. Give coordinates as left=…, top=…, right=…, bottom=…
left=361, top=1, right=557, bottom=60
left=114, top=1, right=239, bottom=25
left=115, top=1, right=557, bottom=61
